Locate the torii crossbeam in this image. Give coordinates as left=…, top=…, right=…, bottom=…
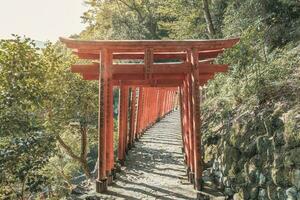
left=60, top=37, right=239, bottom=193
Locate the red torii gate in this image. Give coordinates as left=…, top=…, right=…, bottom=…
left=60, top=37, right=239, bottom=193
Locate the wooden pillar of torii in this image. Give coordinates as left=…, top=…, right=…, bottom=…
left=60, top=37, right=239, bottom=194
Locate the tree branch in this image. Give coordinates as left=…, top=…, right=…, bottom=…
left=80, top=125, right=88, bottom=161
left=57, top=135, right=81, bottom=162
left=117, top=0, right=145, bottom=22
left=202, top=0, right=215, bottom=37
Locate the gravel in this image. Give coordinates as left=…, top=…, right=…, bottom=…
left=81, top=110, right=197, bottom=200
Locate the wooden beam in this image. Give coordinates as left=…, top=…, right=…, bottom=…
left=71, top=64, right=99, bottom=74
left=112, top=64, right=144, bottom=74
left=199, top=49, right=224, bottom=59
left=60, top=37, right=240, bottom=51
left=198, top=64, right=228, bottom=73
left=151, top=63, right=191, bottom=74
left=72, top=63, right=228, bottom=76
left=73, top=49, right=224, bottom=61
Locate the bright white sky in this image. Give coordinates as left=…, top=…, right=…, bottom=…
left=0, top=0, right=87, bottom=42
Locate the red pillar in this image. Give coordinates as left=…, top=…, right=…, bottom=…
left=128, top=87, right=137, bottom=149
left=96, top=49, right=108, bottom=193
left=104, top=51, right=114, bottom=185
left=136, top=87, right=144, bottom=139
left=123, top=86, right=129, bottom=154
left=183, top=79, right=191, bottom=177
left=118, top=84, right=129, bottom=166
left=179, top=87, right=187, bottom=164
left=191, top=49, right=202, bottom=190
left=143, top=88, right=149, bottom=131
left=187, top=74, right=195, bottom=183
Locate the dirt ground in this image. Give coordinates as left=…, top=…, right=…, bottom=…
left=80, top=110, right=197, bottom=200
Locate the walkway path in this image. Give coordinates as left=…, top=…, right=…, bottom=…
left=82, top=110, right=197, bottom=200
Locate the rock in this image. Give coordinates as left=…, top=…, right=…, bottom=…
left=291, top=169, right=300, bottom=189
left=273, top=131, right=285, bottom=146
left=233, top=193, right=242, bottom=200
left=286, top=187, right=298, bottom=200
left=213, top=160, right=220, bottom=171
left=203, top=169, right=210, bottom=177
left=256, top=135, right=271, bottom=154
left=258, top=173, right=266, bottom=186
left=234, top=188, right=250, bottom=200
left=277, top=187, right=286, bottom=199
left=224, top=187, right=234, bottom=196
left=235, top=173, right=246, bottom=185
left=244, top=160, right=257, bottom=183
left=272, top=167, right=290, bottom=186
left=71, top=185, right=87, bottom=195
left=202, top=174, right=213, bottom=183
left=204, top=144, right=218, bottom=164
left=214, top=170, right=223, bottom=179
left=273, top=149, right=284, bottom=168
left=267, top=183, right=278, bottom=200
left=85, top=196, right=99, bottom=200
left=244, top=140, right=257, bottom=158
left=285, top=148, right=300, bottom=167
left=251, top=154, right=263, bottom=168
left=258, top=188, right=267, bottom=200
left=283, top=110, right=300, bottom=148
left=222, top=143, right=240, bottom=174
left=249, top=186, right=259, bottom=199
left=222, top=176, right=231, bottom=187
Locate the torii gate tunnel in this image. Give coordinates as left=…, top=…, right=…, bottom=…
left=60, top=37, right=239, bottom=193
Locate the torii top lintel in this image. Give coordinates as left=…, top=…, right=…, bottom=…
left=60, top=37, right=239, bottom=87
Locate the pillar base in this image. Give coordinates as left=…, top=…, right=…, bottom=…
left=194, top=178, right=202, bottom=191
left=196, top=192, right=205, bottom=200
left=96, top=179, right=107, bottom=193
left=107, top=173, right=113, bottom=186
left=186, top=167, right=191, bottom=176
left=118, top=159, right=125, bottom=167
left=183, top=156, right=187, bottom=165
left=111, top=168, right=117, bottom=179
left=115, top=163, right=122, bottom=173
left=189, top=172, right=195, bottom=184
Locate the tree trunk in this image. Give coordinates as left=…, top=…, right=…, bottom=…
left=57, top=135, right=81, bottom=162
left=80, top=125, right=91, bottom=179
left=202, top=0, right=215, bottom=38
left=80, top=159, right=91, bottom=179
left=57, top=126, right=91, bottom=179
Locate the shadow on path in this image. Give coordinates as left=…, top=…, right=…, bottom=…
left=81, top=111, right=197, bottom=200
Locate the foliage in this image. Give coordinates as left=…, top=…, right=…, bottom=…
left=0, top=36, right=99, bottom=199
left=41, top=43, right=99, bottom=187
left=0, top=36, right=56, bottom=199
left=199, top=0, right=300, bottom=198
